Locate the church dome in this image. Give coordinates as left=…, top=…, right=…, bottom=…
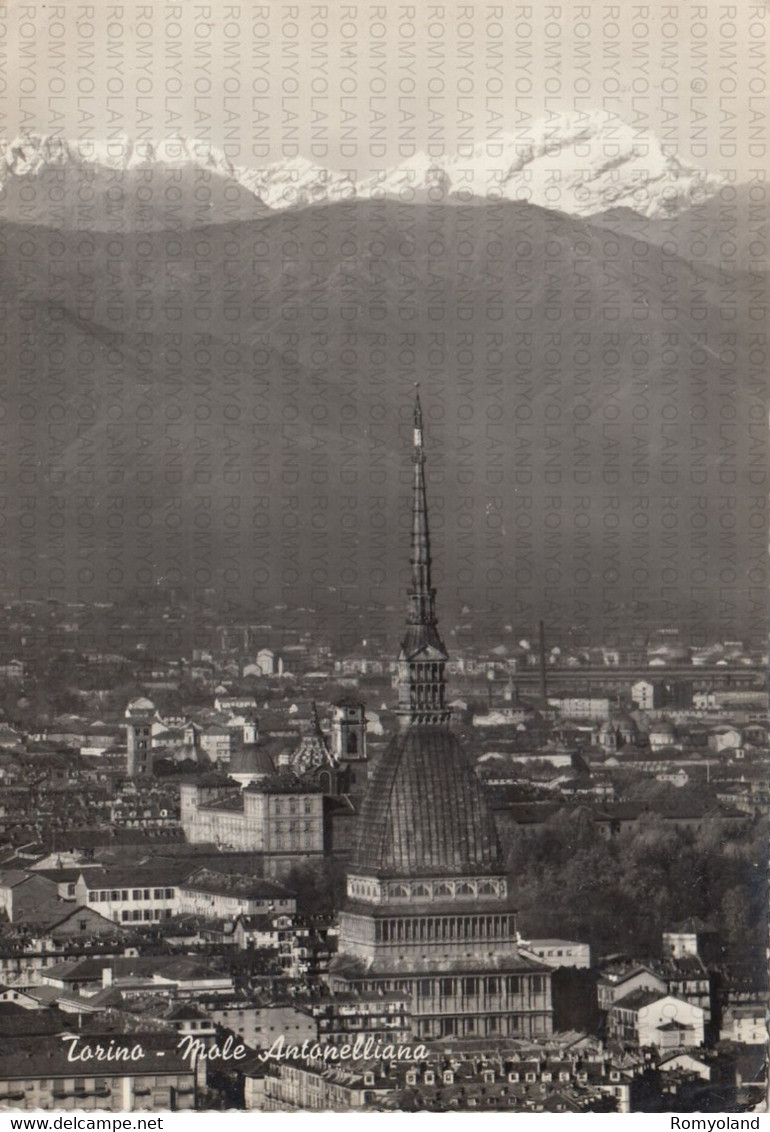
left=353, top=726, right=503, bottom=877
left=125, top=696, right=155, bottom=717
left=230, top=744, right=275, bottom=777
left=610, top=713, right=638, bottom=740
left=611, top=712, right=636, bottom=727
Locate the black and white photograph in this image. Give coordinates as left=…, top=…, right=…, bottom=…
left=0, top=0, right=766, bottom=1117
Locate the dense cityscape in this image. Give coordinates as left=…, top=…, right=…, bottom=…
left=0, top=0, right=765, bottom=1116
left=0, top=399, right=765, bottom=1114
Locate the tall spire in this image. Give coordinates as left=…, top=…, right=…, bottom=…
left=396, top=389, right=451, bottom=728
left=409, top=388, right=433, bottom=621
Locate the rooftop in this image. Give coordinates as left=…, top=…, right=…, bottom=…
left=244, top=773, right=323, bottom=795
left=612, top=989, right=671, bottom=1010
left=78, top=865, right=189, bottom=889
left=0, top=1032, right=192, bottom=1081
left=182, top=868, right=295, bottom=900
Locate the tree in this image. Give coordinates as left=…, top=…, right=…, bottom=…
left=284, top=857, right=347, bottom=916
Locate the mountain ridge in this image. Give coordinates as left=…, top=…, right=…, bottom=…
left=0, top=112, right=727, bottom=222
left=0, top=187, right=765, bottom=640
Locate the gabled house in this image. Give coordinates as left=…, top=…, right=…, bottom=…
left=597, top=965, right=667, bottom=1012
left=607, top=991, right=705, bottom=1052
left=0, top=870, right=59, bottom=922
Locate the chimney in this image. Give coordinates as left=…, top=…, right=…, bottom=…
left=539, top=620, right=548, bottom=706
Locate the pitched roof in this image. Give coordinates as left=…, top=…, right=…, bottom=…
left=0, top=1032, right=192, bottom=1081
left=235, top=912, right=293, bottom=931
left=612, top=989, right=668, bottom=1010
left=42, top=958, right=108, bottom=982
left=666, top=916, right=715, bottom=934
left=0, top=870, right=52, bottom=890
left=33, top=868, right=84, bottom=883
left=19, top=986, right=60, bottom=1005
left=0, top=1007, right=67, bottom=1037
left=77, top=864, right=188, bottom=889
left=37, top=904, right=116, bottom=933
left=181, top=868, right=294, bottom=900
left=244, top=772, right=323, bottom=795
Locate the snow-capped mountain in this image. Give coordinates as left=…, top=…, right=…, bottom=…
left=0, top=113, right=761, bottom=629
left=1, top=135, right=235, bottom=178
left=374, top=112, right=723, bottom=217
left=0, top=112, right=723, bottom=219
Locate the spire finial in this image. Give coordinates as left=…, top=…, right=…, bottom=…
left=413, top=386, right=424, bottom=450
left=414, top=384, right=423, bottom=430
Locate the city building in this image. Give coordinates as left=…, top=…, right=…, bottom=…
left=0, top=870, right=58, bottom=922
left=177, top=869, right=295, bottom=918
left=180, top=775, right=326, bottom=867
left=180, top=700, right=368, bottom=863
left=125, top=699, right=154, bottom=778
left=597, top=964, right=668, bottom=1012
left=648, top=720, right=677, bottom=752
left=75, top=866, right=183, bottom=925
left=548, top=697, right=611, bottom=721
left=310, top=991, right=412, bottom=1046
left=607, top=991, right=705, bottom=1052
left=214, top=695, right=258, bottom=714
left=330, top=395, right=553, bottom=1041
left=41, top=956, right=234, bottom=1000
left=255, top=649, right=277, bottom=676
left=0, top=1033, right=195, bottom=1111
left=247, top=1056, right=397, bottom=1111
left=631, top=680, right=665, bottom=710
left=695, top=690, right=766, bottom=711
left=719, top=1005, right=765, bottom=1044
left=708, top=727, right=743, bottom=753
left=244, top=1039, right=640, bottom=1113
left=199, top=724, right=232, bottom=763
left=662, top=918, right=719, bottom=961
left=203, top=996, right=316, bottom=1049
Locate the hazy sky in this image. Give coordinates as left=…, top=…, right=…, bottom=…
left=3, top=1, right=767, bottom=179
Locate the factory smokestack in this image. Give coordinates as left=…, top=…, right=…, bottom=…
left=539, top=620, right=548, bottom=706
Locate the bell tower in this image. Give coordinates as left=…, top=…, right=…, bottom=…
left=126, top=719, right=152, bottom=777
left=330, top=699, right=367, bottom=761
